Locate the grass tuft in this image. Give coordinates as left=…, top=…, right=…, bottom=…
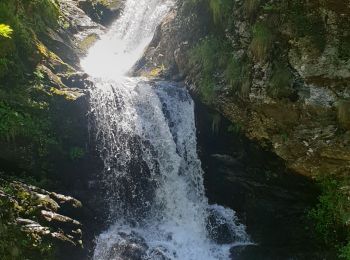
left=249, top=22, right=273, bottom=61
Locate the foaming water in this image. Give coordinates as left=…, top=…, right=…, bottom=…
left=81, top=0, right=174, bottom=79
left=83, top=0, right=251, bottom=259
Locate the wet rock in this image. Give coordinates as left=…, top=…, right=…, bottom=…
left=230, top=244, right=336, bottom=260
left=0, top=176, right=84, bottom=255
left=56, top=0, right=105, bottom=58
left=147, top=247, right=172, bottom=260
left=41, top=210, right=82, bottom=229
left=50, top=192, right=83, bottom=209
left=207, top=210, right=238, bottom=244
left=34, top=193, right=60, bottom=211
left=78, top=0, right=124, bottom=26
left=60, top=72, right=93, bottom=89
left=103, top=232, right=149, bottom=260
left=138, top=0, right=350, bottom=182
left=194, top=103, right=319, bottom=256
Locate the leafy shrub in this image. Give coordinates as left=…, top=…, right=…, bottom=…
left=340, top=242, right=350, bottom=260
left=308, top=175, right=350, bottom=258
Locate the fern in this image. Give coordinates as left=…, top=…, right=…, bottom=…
left=0, top=24, right=12, bottom=38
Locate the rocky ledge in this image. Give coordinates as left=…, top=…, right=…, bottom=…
left=0, top=175, right=84, bottom=258
left=137, top=0, right=350, bottom=179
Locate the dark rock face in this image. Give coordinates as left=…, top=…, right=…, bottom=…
left=207, top=207, right=238, bottom=244
left=195, top=101, right=321, bottom=257
left=132, top=0, right=211, bottom=79
left=78, top=0, right=125, bottom=26
left=230, top=245, right=336, bottom=260
left=95, top=231, right=172, bottom=260
left=105, top=232, right=149, bottom=260
left=138, top=0, right=350, bottom=180
left=136, top=0, right=350, bottom=257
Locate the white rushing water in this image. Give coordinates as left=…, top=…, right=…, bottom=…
left=82, top=0, right=250, bottom=259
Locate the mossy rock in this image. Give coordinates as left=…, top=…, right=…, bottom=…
left=337, top=99, right=350, bottom=130
left=78, top=34, right=99, bottom=52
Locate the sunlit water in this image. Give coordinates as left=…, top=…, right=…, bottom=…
left=81, top=0, right=251, bottom=259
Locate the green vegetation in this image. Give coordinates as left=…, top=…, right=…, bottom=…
left=337, top=99, right=350, bottom=130
left=287, top=1, right=327, bottom=52
left=0, top=0, right=64, bottom=174
left=227, top=123, right=242, bottom=135
left=308, top=176, right=350, bottom=259
left=242, top=0, right=260, bottom=19
left=189, top=33, right=252, bottom=102
left=0, top=24, right=13, bottom=38
left=186, top=0, right=331, bottom=101
left=189, top=36, right=221, bottom=103
left=0, top=102, right=54, bottom=143
left=0, top=0, right=59, bottom=85
left=267, top=64, right=293, bottom=98
left=249, top=22, right=273, bottom=61
left=185, top=0, right=349, bottom=257
left=69, top=147, right=85, bottom=161
left=0, top=180, right=54, bottom=259
left=207, top=0, right=233, bottom=24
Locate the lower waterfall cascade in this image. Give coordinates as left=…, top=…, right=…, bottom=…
left=81, top=0, right=251, bottom=259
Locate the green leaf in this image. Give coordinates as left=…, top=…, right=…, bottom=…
left=0, top=24, right=13, bottom=38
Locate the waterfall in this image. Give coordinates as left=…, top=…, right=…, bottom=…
left=81, top=0, right=250, bottom=259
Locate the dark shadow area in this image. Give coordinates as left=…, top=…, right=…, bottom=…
left=193, top=98, right=329, bottom=259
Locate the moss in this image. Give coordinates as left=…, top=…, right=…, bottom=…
left=338, top=34, right=350, bottom=61
left=290, top=3, right=326, bottom=52
left=0, top=181, right=54, bottom=259
left=337, top=100, right=350, bottom=130
left=242, top=0, right=260, bottom=19
left=78, top=34, right=99, bottom=52
left=225, top=57, right=251, bottom=97
left=143, top=64, right=166, bottom=78
left=267, top=64, right=294, bottom=99
left=36, top=41, right=61, bottom=63
left=50, top=87, right=81, bottom=101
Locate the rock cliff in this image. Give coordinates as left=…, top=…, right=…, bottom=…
left=136, top=0, right=350, bottom=257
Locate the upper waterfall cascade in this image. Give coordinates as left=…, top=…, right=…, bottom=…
left=81, top=0, right=250, bottom=259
